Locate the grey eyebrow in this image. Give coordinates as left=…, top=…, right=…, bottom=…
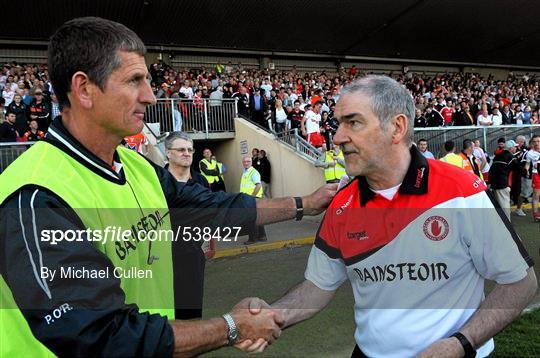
left=338, top=113, right=360, bottom=123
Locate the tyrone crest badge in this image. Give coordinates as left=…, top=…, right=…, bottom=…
left=423, top=216, right=449, bottom=241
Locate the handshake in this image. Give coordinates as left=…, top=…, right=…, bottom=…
left=228, top=297, right=284, bottom=354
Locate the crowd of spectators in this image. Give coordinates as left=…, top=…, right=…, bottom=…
left=2, top=60, right=538, bottom=221
left=416, top=135, right=540, bottom=222
left=0, top=62, right=59, bottom=142
left=410, top=72, right=540, bottom=127
left=3, top=59, right=540, bottom=143
left=146, top=60, right=540, bottom=147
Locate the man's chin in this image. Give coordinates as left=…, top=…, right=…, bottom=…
left=345, top=168, right=361, bottom=177
left=124, top=123, right=145, bottom=137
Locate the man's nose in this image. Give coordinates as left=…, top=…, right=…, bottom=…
left=140, top=80, right=157, bottom=106
left=333, top=124, right=348, bottom=147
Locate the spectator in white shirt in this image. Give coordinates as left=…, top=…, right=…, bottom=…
left=287, top=88, right=298, bottom=106
left=274, top=99, right=288, bottom=133
left=2, top=85, right=15, bottom=106
left=179, top=80, right=194, bottom=99
left=473, top=139, right=490, bottom=177
left=477, top=109, right=493, bottom=126
left=261, top=79, right=273, bottom=100
left=491, top=108, right=503, bottom=126
left=302, top=101, right=322, bottom=140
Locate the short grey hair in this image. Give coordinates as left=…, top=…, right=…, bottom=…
left=340, top=75, right=415, bottom=144
left=516, top=135, right=527, bottom=143
left=165, top=131, right=193, bottom=149
left=49, top=17, right=147, bottom=109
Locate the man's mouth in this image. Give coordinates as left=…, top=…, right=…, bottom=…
left=342, top=148, right=358, bottom=156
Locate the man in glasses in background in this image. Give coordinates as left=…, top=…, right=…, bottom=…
left=165, top=131, right=208, bottom=188
left=164, top=131, right=212, bottom=321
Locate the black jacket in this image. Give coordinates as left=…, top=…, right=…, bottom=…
left=0, top=118, right=256, bottom=356
left=425, top=110, right=444, bottom=127
left=163, top=164, right=210, bottom=190
left=413, top=115, right=427, bottom=128
left=253, top=156, right=271, bottom=183
left=453, top=111, right=475, bottom=126
left=501, top=110, right=515, bottom=125
left=489, top=150, right=517, bottom=189
left=232, top=92, right=249, bottom=116
left=7, top=101, right=29, bottom=135
left=162, top=165, right=210, bottom=320
left=29, top=100, right=51, bottom=131
left=0, top=121, right=18, bottom=141
left=189, top=170, right=210, bottom=188
left=249, top=94, right=268, bottom=113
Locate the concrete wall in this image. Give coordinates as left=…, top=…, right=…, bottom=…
left=214, top=118, right=326, bottom=197
left=0, top=48, right=47, bottom=63
left=463, top=66, right=509, bottom=80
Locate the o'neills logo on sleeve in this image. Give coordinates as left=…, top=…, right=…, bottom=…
left=336, top=194, right=353, bottom=215
left=423, top=216, right=449, bottom=241
left=415, top=167, right=426, bottom=188
left=353, top=262, right=449, bottom=282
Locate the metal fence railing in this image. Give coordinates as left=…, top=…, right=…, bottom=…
left=274, top=125, right=539, bottom=163
left=1, top=125, right=538, bottom=173
left=275, top=129, right=323, bottom=162
left=144, top=98, right=237, bottom=137
left=414, top=125, right=540, bottom=158
left=0, top=142, right=34, bottom=173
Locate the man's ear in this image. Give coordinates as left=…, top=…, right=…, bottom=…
left=390, top=114, right=409, bottom=144
left=70, top=71, right=95, bottom=109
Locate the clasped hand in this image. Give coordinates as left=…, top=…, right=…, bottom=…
left=230, top=297, right=283, bottom=354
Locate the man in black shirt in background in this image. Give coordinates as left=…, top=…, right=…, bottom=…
left=0, top=112, right=18, bottom=142
left=255, top=150, right=272, bottom=198
left=164, top=131, right=210, bottom=321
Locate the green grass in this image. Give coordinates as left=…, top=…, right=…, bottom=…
left=511, top=211, right=540, bottom=290
left=492, top=309, right=540, bottom=357
left=202, top=211, right=539, bottom=357
left=203, top=246, right=356, bottom=357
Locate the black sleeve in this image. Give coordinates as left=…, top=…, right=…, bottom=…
left=435, top=111, right=444, bottom=126
left=147, top=158, right=257, bottom=229
left=25, top=104, right=31, bottom=120
left=192, top=171, right=210, bottom=189
left=0, top=187, right=174, bottom=357
left=39, top=104, right=51, bottom=119
left=198, top=160, right=220, bottom=176
left=0, top=123, right=8, bottom=141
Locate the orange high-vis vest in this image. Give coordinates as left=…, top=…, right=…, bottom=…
left=459, top=152, right=484, bottom=180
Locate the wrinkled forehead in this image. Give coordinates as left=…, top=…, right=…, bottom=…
left=334, top=92, right=370, bottom=119
left=172, top=138, right=192, bottom=148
